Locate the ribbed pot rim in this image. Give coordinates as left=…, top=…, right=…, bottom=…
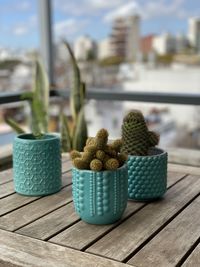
left=72, top=163, right=127, bottom=174
left=128, top=147, right=167, bottom=158
left=14, top=133, right=60, bottom=143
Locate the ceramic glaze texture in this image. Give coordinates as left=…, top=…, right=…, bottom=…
left=13, top=134, right=62, bottom=196
left=72, top=164, right=128, bottom=224
left=128, top=148, right=167, bottom=201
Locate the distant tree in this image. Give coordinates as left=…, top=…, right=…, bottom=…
left=99, top=56, right=125, bottom=66
left=156, top=54, right=174, bottom=65
left=0, top=59, right=21, bottom=70
left=86, top=49, right=96, bottom=61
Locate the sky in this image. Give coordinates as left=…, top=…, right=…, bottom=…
left=0, top=0, right=200, bottom=50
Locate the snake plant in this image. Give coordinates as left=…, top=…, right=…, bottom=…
left=61, top=41, right=88, bottom=152
left=5, top=59, right=49, bottom=139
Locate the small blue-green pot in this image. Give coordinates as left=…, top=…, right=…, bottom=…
left=72, top=164, right=128, bottom=224
left=13, top=133, right=62, bottom=196
left=128, top=148, right=167, bottom=201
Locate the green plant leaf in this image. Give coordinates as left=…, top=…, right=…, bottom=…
left=73, top=107, right=88, bottom=151
left=21, top=91, right=33, bottom=101
left=63, top=41, right=82, bottom=121
left=5, top=118, right=26, bottom=134
left=61, top=113, right=72, bottom=152
left=80, top=82, right=86, bottom=107
left=31, top=59, right=49, bottom=135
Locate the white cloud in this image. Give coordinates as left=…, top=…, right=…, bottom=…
left=103, top=0, right=191, bottom=22
left=141, top=0, right=186, bottom=19
left=104, top=2, right=140, bottom=22
left=86, top=0, right=124, bottom=9
left=13, top=26, right=29, bottom=36
left=54, top=19, right=88, bottom=38
left=53, top=0, right=125, bottom=16
left=11, top=14, right=37, bottom=37
left=19, top=0, right=31, bottom=11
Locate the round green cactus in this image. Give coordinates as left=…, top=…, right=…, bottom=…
left=121, top=110, right=159, bottom=156
left=71, top=128, right=128, bottom=171
left=110, top=139, right=123, bottom=152
left=105, top=145, right=117, bottom=157
left=117, top=153, right=128, bottom=166
left=148, top=131, right=160, bottom=147
left=96, top=128, right=108, bottom=140
left=86, top=137, right=94, bottom=146
left=90, top=159, right=103, bottom=171
left=73, top=158, right=89, bottom=170
left=70, top=150, right=81, bottom=160
left=84, top=145, right=97, bottom=154
left=82, top=151, right=94, bottom=163
left=96, top=150, right=106, bottom=161
left=104, top=158, right=119, bottom=170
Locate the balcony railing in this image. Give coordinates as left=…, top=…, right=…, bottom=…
left=1, top=89, right=200, bottom=105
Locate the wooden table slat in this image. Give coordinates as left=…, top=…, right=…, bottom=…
left=49, top=171, right=185, bottom=250
left=0, top=229, right=129, bottom=267
left=168, top=163, right=200, bottom=176
left=62, top=160, right=73, bottom=173
left=128, top=196, right=200, bottom=267
left=182, top=243, right=200, bottom=267
left=0, top=155, right=200, bottom=267
left=86, top=175, right=200, bottom=261
left=0, top=160, right=72, bottom=199
left=0, top=185, right=72, bottom=231
left=0, top=169, right=13, bottom=185
left=16, top=202, right=80, bottom=240
left=0, top=172, right=72, bottom=216
left=0, top=181, right=15, bottom=199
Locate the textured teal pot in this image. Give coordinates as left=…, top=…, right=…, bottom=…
left=128, top=148, right=167, bottom=201
left=72, top=164, right=128, bottom=224
left=13, top=133, right=62, bottom=196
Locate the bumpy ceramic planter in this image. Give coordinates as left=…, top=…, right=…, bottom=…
left=128, top=148, right=167, bottom=201
left=13, top=133, right=62, bottom=196
left=72, top=164, right=128, bottom=224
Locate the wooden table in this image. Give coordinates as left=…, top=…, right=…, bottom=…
left=0, top=155, right=200, bottom=267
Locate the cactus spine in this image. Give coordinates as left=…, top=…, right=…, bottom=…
left=71, top=128, right=128, bottom=171
left=121, top=110, right=159, bottom=156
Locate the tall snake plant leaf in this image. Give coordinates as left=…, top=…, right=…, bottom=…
left=5, top=118, right=25, bottom=134
left=63, top=41, right=82, bottom=121
left=31, top=59, right=49, bottom=135
left=73, top=107, right=88, bottom=151
left=61, top=113, right=72, bottom=152
left=80, top=82, right=86, bottom=107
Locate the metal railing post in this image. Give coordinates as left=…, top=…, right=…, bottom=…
left=38, top=0, right=54, bottom=85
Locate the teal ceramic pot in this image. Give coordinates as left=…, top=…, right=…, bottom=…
left=72, top=164, right=128, bottom=224
left=128, top=148, right=167, bottom=201
left=13, top=133, right=62, bottom=196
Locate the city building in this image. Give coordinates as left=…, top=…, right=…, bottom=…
left=98, top=38, right=113, bottom=60
left=153, top=33, right=176, bottom=55
left=140, top=34, right=155, bottom=55
left=109, top=15, right=140, bottom=61
left=188, top=17, right=200, bottom=53
left=74, top=35, right=96, bottom=61
left=176, top=33, right=188, bottom=53
left=126, top=15, right=140, bottom=61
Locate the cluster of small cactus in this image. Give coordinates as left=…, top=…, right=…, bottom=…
left=121, top=110, right=159, bottom=156
left=70, top=128, right=128, bottom=171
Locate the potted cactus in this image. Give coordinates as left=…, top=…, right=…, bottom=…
left=121, top=110, right=168, bottom=201
left=70, top=128, right=128, bottom=224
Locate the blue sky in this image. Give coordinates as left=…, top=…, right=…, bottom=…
left=0, top=0, right=200, bottom=50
